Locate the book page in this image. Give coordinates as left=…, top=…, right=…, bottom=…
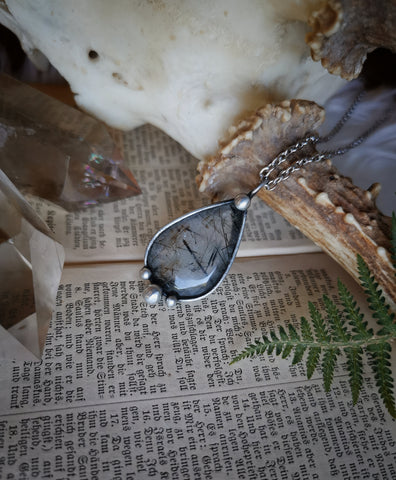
left=27, top=125, right=318, bottom=263
left=1, top=253, right=394, bottom=478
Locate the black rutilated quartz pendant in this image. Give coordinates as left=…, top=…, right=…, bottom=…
left=141, top=194, right=251, bottom=306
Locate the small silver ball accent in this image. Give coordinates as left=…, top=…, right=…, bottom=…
left=166, top=296, right=178, bottom=308
left=143, top=284, right=162, bottom=305
left=234, top=193, right=251, bottom=211
left=140, top=267, right=152, bottom=280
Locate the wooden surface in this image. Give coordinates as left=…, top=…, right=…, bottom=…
left=29, top=83, right=76, bottom=107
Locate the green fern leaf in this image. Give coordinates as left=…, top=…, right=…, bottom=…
left=267, top=343, right=275, bottom=355
left=270, top=331, right=279, bottom=342
left=267, top=331, right=283, bottom=355
left=322, top=347, right=339, bottom=391
left=345, top=346, right=364, bottom=404
left=323, top=295, right=349, bottom=342
left=291, top=317, right=310, bottom=365
left=305, top=304, right=328, bottom=379
left=309, top=302, right=330, bottom=342
left=292, top=344, right=307, bottom=365
left=256, top=337, right=269, bottom=354
left=367, top=341, right=396, bottom=418
left=231, top=218, right=396, bottom=417
left=357, top=255, right=396, bottom=335
left=229, top=339, right=267, bottom=364
left=282, top=344, right=294, bottom=359
left=279, top=326, right=288, bottom=341
left=301, top=316, right=313, bottom=341
left=306, top=347, right=321, bottom=379
left=338, top=279, right=373, bottom=339
left=275, top=343, right=283, bottom=356
left=284, top=324, right=304, bottom=360
left=288, top=324, right=300, bottom=341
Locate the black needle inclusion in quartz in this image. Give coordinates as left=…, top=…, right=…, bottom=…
left=145, top=200, right=247, bottom=300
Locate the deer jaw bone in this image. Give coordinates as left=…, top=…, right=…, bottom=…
left=197, top=99, right=395, bottom=307
left=0, top=0, right=345, bottom=160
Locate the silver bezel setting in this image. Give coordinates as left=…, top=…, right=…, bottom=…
left=143, top=198, right=248, bottom=303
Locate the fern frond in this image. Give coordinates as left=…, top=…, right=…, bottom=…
left=229, top=338, right=268, bottom=364
left=338, top=279, right=373, bottom=339
left=270, top=331, right=283, bottom=356
left=276, top=326, right=292, bottom=358
left=323, top=295, right=349, bottom=342
left=309, top=302, right=330, bottom=342
left=367, top=341, right=396, bottom=418
left=279, top=326, right=288, bottom=341
left=322, top=347, right=339, bottom=391
left=292, top=345, right=307, bottom=365
left=292, top=317, right=309, bottom=364
left=266, top=342, right=276, bottom=355
left=345, top=346, right=364, bottom=404
left=357, top=255, right=396, bottom=335
left=306, top=347, right=321, bottom=379
left=281, top=345, right=292, bottom=359
left=288, top=324, right=300, bottom=341
left=323, top=293, right=362, bottom=397
left=232, top=222, right=396, bottom=418
left=300, top=316, right=313, bottom=341
left=284, top=324, right=300, bottom=360
left=305, top=303, right=330, bottom=379
left=279, top=325, right=298, bottom=358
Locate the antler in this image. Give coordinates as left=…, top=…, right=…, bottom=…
left=197, top=99, right=395, bottom=307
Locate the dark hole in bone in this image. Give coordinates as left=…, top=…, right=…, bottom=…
left=361, top=48, right=396, bottom=88
left=88, top=50, right=99, bottom=60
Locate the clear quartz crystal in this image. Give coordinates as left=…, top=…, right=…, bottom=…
left=0, top=170, right=65, bottom=359
left=0, top=74, right=140, bottom=210
left=146, top=200, right=246, bottom=300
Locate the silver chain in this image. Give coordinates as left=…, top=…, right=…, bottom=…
left=253, top=89, right=394, bottom=193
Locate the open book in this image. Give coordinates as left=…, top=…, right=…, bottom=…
left=1, top=99, right=395, bottom=477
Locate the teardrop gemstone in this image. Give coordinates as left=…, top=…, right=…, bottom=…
left=144, top=200, right=247, bottom=301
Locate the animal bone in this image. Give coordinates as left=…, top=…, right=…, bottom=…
left=0, top=0, right=345, bottom=160
left=306, top=0, right=396, bottom=80
left=1, top=1, right=394, bottom=304
left=197, top=99, right=395, bottom=307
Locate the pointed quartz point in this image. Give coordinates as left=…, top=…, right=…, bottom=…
left=0, top=74, right=140, bottom=210
left=0, top=170, right=65, bottom=359
left=145, top=200, right=247, bottom=301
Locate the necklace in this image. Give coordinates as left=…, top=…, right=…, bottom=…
left=141, top=90, right=393, bottom=307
